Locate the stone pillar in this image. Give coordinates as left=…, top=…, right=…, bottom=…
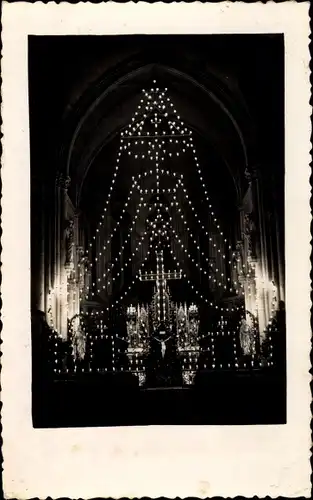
left=237, top=167, right=270, bottom=344
left=55, top=172, right=71, bottom=337
left=72, top=210, right=82, bottom=318
left=54, top=177, right=60, bottom=332
left=274, top=207, right=285, bottom=303
left=250, top=167, right=270, bottom=343
left=67, top=269, right=81, bottom=323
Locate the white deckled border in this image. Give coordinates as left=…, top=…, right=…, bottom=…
left=2, top=2, right=311, bottom=498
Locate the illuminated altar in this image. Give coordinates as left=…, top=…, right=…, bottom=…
left=115, top=245, right=202, bottom=386
left=43, top=83, right=281, bottom=385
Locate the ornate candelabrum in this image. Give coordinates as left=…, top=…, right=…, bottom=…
left=177, top=303, right=200, bottom=385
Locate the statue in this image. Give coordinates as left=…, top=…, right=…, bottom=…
left=64, top=219, right=74, bottom=266
left=177, top=304, right=186, bottom=323
left=239, top=315, right=256, bottom=356
left=71, top=315, right=86, bottom=361
left=152, top=334, right=171, bottom=358
left=243, top=213, right=255, bottom=257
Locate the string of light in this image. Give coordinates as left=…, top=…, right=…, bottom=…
left=59, top=82, right=276, bottom=376
left=134, top=181, right=244, bottom=295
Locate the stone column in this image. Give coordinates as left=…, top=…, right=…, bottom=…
left=72, top=210, right=82, bottom=318
left=270, top=192, right=285, bottom=304
left=237, top=168, right=268, bottom=343
left=66, top=274, right=74, bottom=321
left=250, top=167, right=270, bottom=343
left=55, top=172, right=71, bottom=337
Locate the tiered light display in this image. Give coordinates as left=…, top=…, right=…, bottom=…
left=84, top=97, right=245, bottom=311
left=55, top=81, right=280, bottom=382
left=93, top=83, right=255, bottom=373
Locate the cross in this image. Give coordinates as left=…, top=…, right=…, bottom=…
left=139, top=249, right=182, bottom=323
left=152, top=334, right=171, bottom=358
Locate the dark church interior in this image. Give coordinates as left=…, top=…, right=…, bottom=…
left=29, top=35, right=286, bottom=427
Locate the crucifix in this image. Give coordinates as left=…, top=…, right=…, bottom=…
left=152, top=334, right=171, bottom=358
left=139, top=248, right=182, bottom=325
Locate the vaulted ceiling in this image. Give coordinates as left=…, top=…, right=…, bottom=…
left=29, top=34, right=284, bottom=230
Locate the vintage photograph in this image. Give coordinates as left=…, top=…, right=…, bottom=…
left=29, top=34, right=286, bottom=427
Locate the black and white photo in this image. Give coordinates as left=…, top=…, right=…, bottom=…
left=29, top=33, right=286, bottom=427
left=2, top=3, right=310, bottom=498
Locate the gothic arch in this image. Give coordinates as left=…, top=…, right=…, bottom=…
left=30, top=37, right=284, bottom=356
left=58, top=62, right=257, bottom=208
